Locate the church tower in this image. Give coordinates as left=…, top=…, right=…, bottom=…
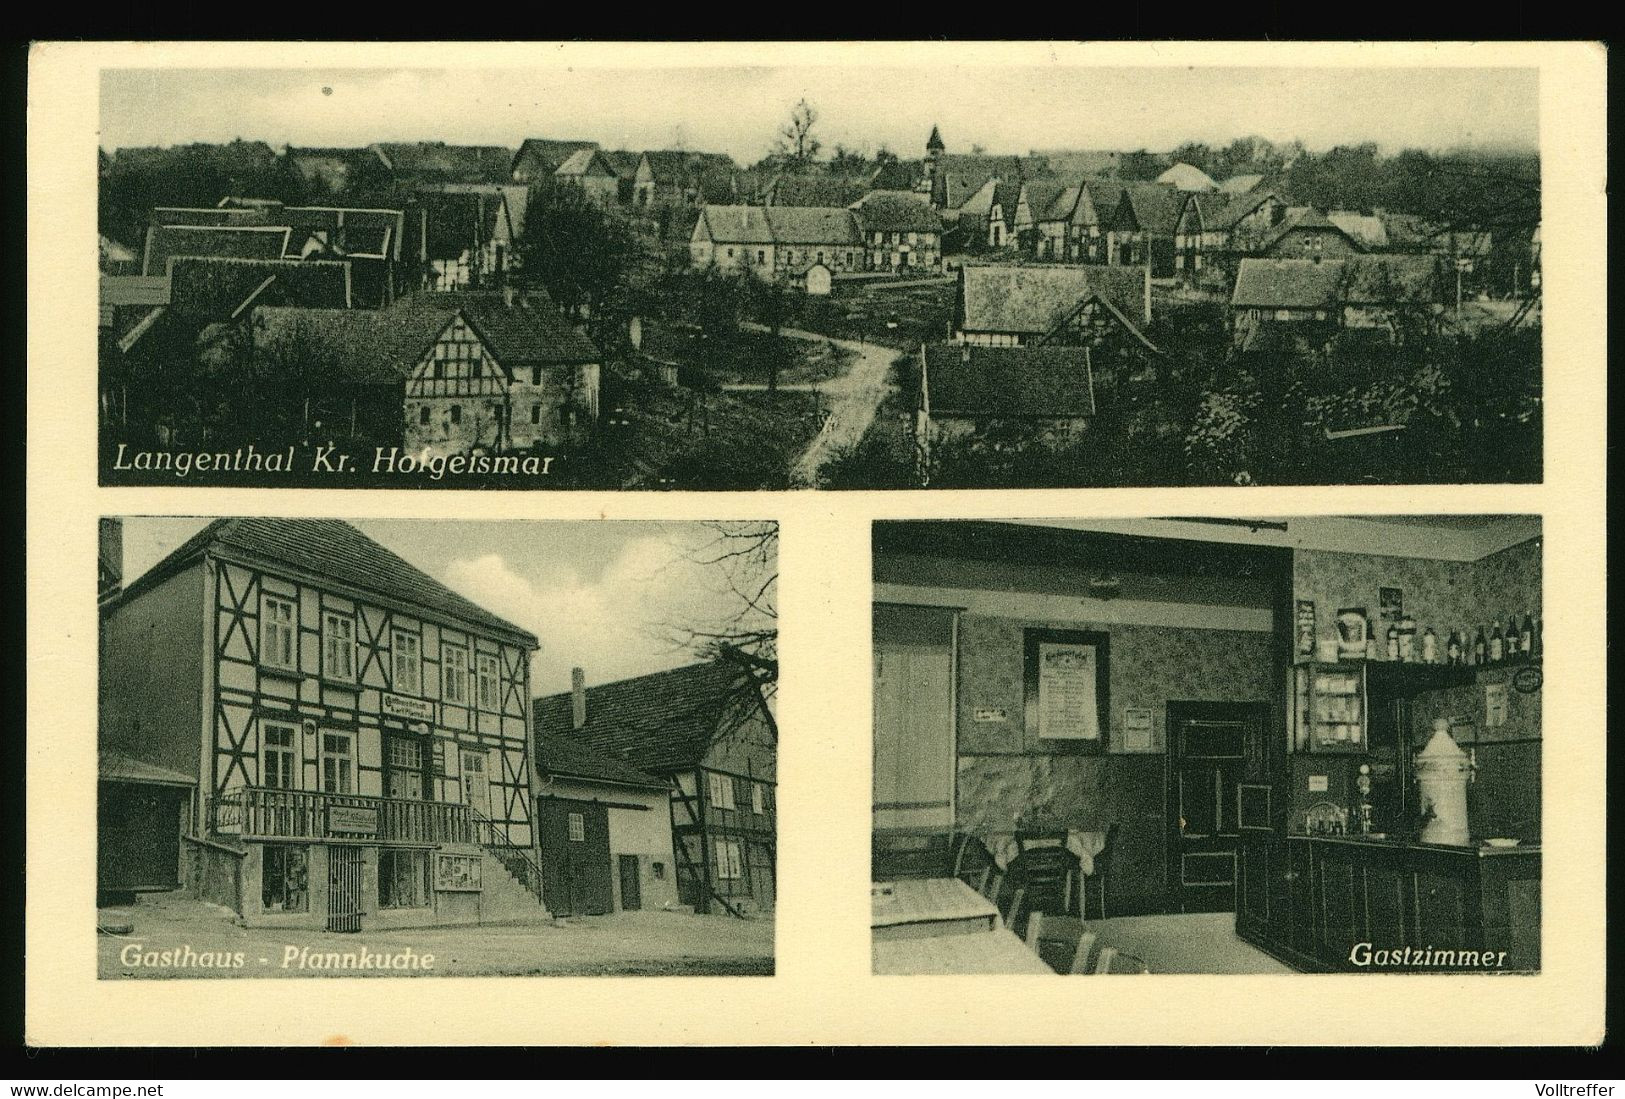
left=922, top=124, right=946, bottom=196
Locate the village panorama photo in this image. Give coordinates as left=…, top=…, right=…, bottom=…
left=96, top=517, right=778, bottom=977
left=96, top=58, right=1541, bottom=490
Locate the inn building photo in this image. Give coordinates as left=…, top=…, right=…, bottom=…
left=96, top=516, right=777, bottom=977
left=870, top=517, right=1542, bottom=976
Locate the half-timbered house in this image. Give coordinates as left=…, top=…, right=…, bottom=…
left=955, top=262, right=1154, bottom=350
left=535, top=661, right=776, bottom=916
left=98, top=518, right=549, bottom=931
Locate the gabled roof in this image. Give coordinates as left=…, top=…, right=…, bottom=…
left=934, top=154, right=1026, bottom=210
left=511, top=138, right=600, bottom=181
left=555, top=148, right=619, bottom=178
left=1110, top=182, right=1186, bottom=235
left=1026, top=180, right=1081, bottom=224
left=282, top=206, right=405, bottom=261
left=119, top=518, right=538, bottom=646
left=601, top=150, right=643, bottom=178
left=960, top=262, right=1150, bottom=335
left=1217, top=174, right=1267, bottom=195
left=143, top=224, right=291, bottom=276
left=168, top=256, right=352, bottom=321
left=640, top=150, right=736, bottom=184
left=766, top=174, right=871, bottom=208
left=698, top=205, right=775, bottom=245
left=849, top=191, right=941, bottom=234
left=1326, top=210, right=1389, bottom=249
left=421, top=291, right=601, bottom=364
left=763, top=206, right=862, bottom=245
left=1230, top=255, right=1442, bottom=309
left=1157, top=163, right=1219, bottom=192
left=372, top=142, right=514, bottom=182
left=534, top=661, right=755, bottom=774
left=536, top=731, right=670, bottom=791
left=920, top=343, right=1096, bottom=417
left=1230, top=258, right=1343, bottom=309
left=250, top=303, right=447, bottom=384
left=1036, top=150, right=1124, bottom=178
left=989, top=182, right=1024, bottom=229
left=1258, top=207, right=1364, bottom=253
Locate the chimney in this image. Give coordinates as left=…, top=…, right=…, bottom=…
left=570, top=667, right=586, bottom=730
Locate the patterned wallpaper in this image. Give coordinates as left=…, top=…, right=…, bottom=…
left=952, top=612, right=1275, bottom=911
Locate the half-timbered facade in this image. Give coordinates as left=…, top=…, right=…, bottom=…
left=955, top=263, right=1154, bottom=350
left=99, top=518, right=549, bottom=931
left=535, top=662, right=776, bottom=916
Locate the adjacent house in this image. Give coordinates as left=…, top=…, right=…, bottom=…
left=534, top=709, right=680, bottom=917
left=370, top=142, right=515, bottom=185
left=958, top=179, right=1031, bottom=250
left=1102, top=181, right=1186, bottom=277
left=1229, top=255, right=1445, bottom=349
left=98, top=518, right=548, bottom=929
left=407, top=189, right=518, bottom=291
left=849, top=191, right=943, bottom=273
left=1156, top=162, right=1219, bottom=192
left=535, top=661, right=777, bottom=916
left=1256, top=207, right=1366, bottom=260
left=510, top=138, right=600, bottom=185
left=1173, top=190, right=1289, bottom=290
left=955, top=262, right=1154, bottom=350
left=633, top=151, right=737, bottom=208
left=763, top=174, right=872, bottom=208
left=911, top=343, right=1097, bottom=470
left=553, top=148, right=623, bottom=207
left=689, top=205, right=864, bottom=282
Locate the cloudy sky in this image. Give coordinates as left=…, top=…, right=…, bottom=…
left=100, top=64, right=1539, bottom=160
left=118, top=517, right=775, bottom=696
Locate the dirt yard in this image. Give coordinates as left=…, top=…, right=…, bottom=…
left=99, top=890, right=774, bottom=978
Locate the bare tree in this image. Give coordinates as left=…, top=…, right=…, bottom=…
left=775, top=99, right=822, bottom=168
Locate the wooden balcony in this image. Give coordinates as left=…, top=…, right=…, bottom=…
left=212, top=786, right=474, bottom=846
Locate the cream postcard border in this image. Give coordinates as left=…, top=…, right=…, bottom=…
left=25, top=40, right=1607, bottom=1047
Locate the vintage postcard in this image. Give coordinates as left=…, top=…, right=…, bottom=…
left=26, top=40, right=1607, bottom=1048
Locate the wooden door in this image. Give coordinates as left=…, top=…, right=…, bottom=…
left=327, top=846, right=364, bottom=932
left=872, top=605, right=956, bottom=838
left=461, top=749, right=491, bottom=821
left=538, top=798, right=613, bottom=917
left=1167, top=701, right=1266, bottom=913
left=98, top=782, right=187, bottom=897
left=618, top=854, right=642, bottom=911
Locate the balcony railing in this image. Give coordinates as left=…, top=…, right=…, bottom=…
left=212, top=786, right=474, bottom=845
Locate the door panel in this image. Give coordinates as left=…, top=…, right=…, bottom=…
left=1168, top=703, right=1266, bottom=913
left=327, top=846, right=363, bottom=932
left=873, top=606, right=955, bottom=835
left=538, top=798, right=613, bottom=916
left=618, top=854, right=642, bottom=911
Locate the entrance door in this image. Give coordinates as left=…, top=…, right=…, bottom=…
left=618, top=854, right=642, bottom=911
left=327, top=846, right=364, bottom=932
left=1167, top=701, right=1267, bottom=913
left=537, top=798, right=613, bottom=916
left=461, top=749, right=491, bottom=821
left=873, top=605, right=956, bottom=879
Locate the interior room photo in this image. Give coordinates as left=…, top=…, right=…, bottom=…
left=870, top=516, right=1542, bottom=976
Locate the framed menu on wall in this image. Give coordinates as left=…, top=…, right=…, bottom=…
left=1023, top=628, right=1110, bottom=754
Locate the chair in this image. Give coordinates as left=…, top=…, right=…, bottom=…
left=1012, top=830, right=1081, bottom=917
left=1094, top=946, right=1150, bottom=974
left=1002, top=886, right=1026, bottom=934
left=1024, top=911, right=1100, bottom=975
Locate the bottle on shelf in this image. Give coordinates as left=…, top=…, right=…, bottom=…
left=1489, top=621, right=1504, bottom=664
left=1472, top=626, right=1487, bottom=666
left=1527, top=614, right=1539, bottom=659
left=1446, top=628, right=1461, bottom=665
left=1505, top=615, right=1521, bottom=661
left=1422, top=626, right=1438, bottom=665
left=1399, top=615, right=1417, bottom=663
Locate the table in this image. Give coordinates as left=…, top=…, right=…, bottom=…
left=872, top=878, right=998, bottom=941
left=873, top=928, right=1057, bottom=975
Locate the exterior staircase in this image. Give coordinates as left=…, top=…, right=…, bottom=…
left=472, top=809, right=551, bottom=915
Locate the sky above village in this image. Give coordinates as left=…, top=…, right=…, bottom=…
left=118, top=517, right=775, bottom=696
left=99, top=63, right=1540, bottom=161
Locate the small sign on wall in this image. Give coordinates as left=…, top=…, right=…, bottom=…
left=972, top=708, right=1008, bottom=723
left=1485, top=682, right=1509, bottom=728
left=1121, top=707, right=1155, bottom=752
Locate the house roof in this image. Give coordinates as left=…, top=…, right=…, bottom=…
left=416, top=184, right=528, bottom=239
left=555, top=148, right=619, bottom=178
left=1217, top=174, right=1267, bottom=194
left=99, top=751, right=195, bottom=787
left=1230, top=255, right=1443, bottom=309
left=699, top=205, right=775, bottom=245
left=421, top=291, right=601, bottom=364
left=120, top=518, right=538, bottom=646
left=1258, top=207, right=1363, bottom=253
left=960, top=262, right=1150, bottom=335
left=849, top=191, right=941, bottom=234
left=413, top=191, right=502, bottom=260
left=533, top=661, right=755, bottom=775
left=373, top=142, right=514, bottom=182
left=641, top=150, right=736, bottom=184
left=927, top=125, right=945, bottom=152
left=1230, top=258, right=1343, bottom=309
left=767, top=174, right=871, bottom=208
left=990, top=182, right=1024, bottom=229
left=1111, top=182, right=1187, bottom=235
left=934, top=154, right=1026, bottom=210
left=921, top=343, right=1096, bottom=417
left=511, top=138, right=600, bottom=180
left=249, top=303, right=449, bottom=384
left=1326, top=210, right=1389, bottom=249
left=282, top=206, right=405, bottom=260
left=143, top=224, right=291, bottom=276
left=1157, top=163, right=1219, bottom=191
left=764, top=206, right=862, bottom=245
left=536, top=731, right=670, bottom=791
left=1025, top=180, right=1079, bottom=224
left=1036, top=151, right=1124, bottom=178
left=169, top=257, right=353, bottom=321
